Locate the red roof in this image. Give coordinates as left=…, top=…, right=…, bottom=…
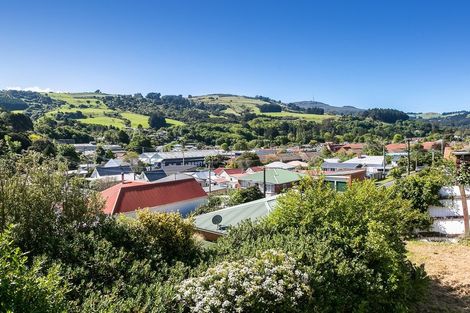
left=218, top=168, right=245, bottom=176
left=386, top=143, right=407, bottom=153
left=101, top=178, right=207, bottom=214
left=213, top=167, right=225, bottom=175
left=248, top=166, right=264, bottom=172
left=342, top=143, right=364, bottom=150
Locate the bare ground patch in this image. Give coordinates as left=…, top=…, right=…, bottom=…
left=407, top=241, right=470, bottom=312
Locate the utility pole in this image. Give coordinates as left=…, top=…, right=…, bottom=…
left=263, top=166, right=267, bottom=197
left=406, top=138, right=411, bottom=176
left=208, top=157, right=212, bottom=194
left=382, top=145, right=386, bottom=178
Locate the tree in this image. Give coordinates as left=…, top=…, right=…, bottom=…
left=229, top=152, right=261, bottom=169
left=57, top=144, right=80, bottom=169
left=220, top=142, right=229, bottom=151
left=456, top=162, right=470, bottom=236
left=228, top=185, right=264, bottom=206
left=117, top=129, right=130, bottom=144
left=0, top=227, right=68, bottom=312
left=149, top=112, right=167, bottom=130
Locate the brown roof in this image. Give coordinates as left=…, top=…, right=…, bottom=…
left=101, top=178, right=207, bottom=214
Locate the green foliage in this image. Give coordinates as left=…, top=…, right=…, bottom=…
left=213, top=178, right=429, bottom=312
left=363, top=108, right=409, bottom=123
left=177, top=249, right=311, bottom=312
left=392, top=168, right=449, bottom=214
left=229, top=151, right=262, bottom=169
left=0, top=227, right=67, bottom=312
left=228, top=185, right=264, bottom=206
left=149, top=112, right=166, bottom=129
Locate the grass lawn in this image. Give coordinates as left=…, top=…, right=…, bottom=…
left=407, top=240, right=470, bottom=312
left=260, top=111, right=336, bottom=121
left=78, top=116, right=126, bottom=129
left=121, top=112, right=150, bottom=128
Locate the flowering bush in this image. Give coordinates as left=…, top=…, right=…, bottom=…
left=177, top=249, right=311, bottom=312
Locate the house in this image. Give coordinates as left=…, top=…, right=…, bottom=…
left=139, top=150, right=227, bottom=168
left=286, top=160, right=309, bottom=169
left=321, top=161, right=363, bottom=172
left=323, top=169, right=367, bottom=191
left=90, top=165, right=135, bottom=181
left=245, top=166, right=264, bottom=174
left=425, top=186, right=470, bottom=236
left=194, top=196, right=279, bottom=241
left=342, top=155, right=386, bottom=178
left=139, top=169, right=167, bottom=182
left=104, top=158, right=129, bottom=168
left=265, top=161, right=296, bottom=170
left=101, top=177, right=207, bottom=216
left=336, top=143, right=364, bottom=156
left=214, top=168, right=245, bottom=188
left=238, top=168, right=305, bottom=196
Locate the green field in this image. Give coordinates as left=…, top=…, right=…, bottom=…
left=121, top=112, right=150, bottom=128
left=78, top=116, right=127, bottom=129
left=193, top=95, right=268, bottom=115
left=44, top=93, right=183, bottom=129
left=261, top=111, right=336, bottom=121
left=166, top=118, right=185, bottom=126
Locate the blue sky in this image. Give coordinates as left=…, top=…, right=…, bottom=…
left=1, top=0, right=470, bottom=112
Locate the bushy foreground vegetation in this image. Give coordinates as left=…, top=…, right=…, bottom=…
left=0, top=152, right=435, bottom=312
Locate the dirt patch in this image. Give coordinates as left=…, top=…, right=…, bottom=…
left=407, top=241, right=470, bottom=312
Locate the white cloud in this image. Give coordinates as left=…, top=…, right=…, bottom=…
left=5, top=86, right=63, bottom=93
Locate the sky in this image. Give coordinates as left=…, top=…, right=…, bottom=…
left=1, top=0, right=470, bottom=112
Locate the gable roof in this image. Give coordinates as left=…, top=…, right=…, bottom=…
left=142, top=169, right=167, bottom=182
left=101, top=177, right=207, bottom=214
left=321, top=162, right=362, bottom=169
left=265, top=161, right=296, bottom=170
left=194, top=196, right=278, bottom=234
left=343, top=155, right=384, bottom=166
left=95, top=165, right=133, bottom=177
left=247, top=166, right=264, bottom=172
left=104, top=159, right=128, bottom=168
left=238, top=168, right=305, bottom=185
left=386, top=143, right=407, bottom=153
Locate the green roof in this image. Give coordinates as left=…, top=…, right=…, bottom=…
left=238, top=168, right=306, bottom=185
left=194, top=196, right=278, bottom=233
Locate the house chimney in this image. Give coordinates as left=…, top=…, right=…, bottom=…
left=121, top=172, right=124, bottom=183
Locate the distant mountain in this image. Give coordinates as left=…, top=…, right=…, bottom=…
left=291, top=101, right=365, bottom=115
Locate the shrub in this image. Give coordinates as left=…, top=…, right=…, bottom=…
left=177, top=249, right=311, bottom=313
left=0, top=227, right=67, bottom=312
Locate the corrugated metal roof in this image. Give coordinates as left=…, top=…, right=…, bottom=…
left=194, top=196, right=279, bottom=233
left=238, top=168, right=305, bottom=185
left=101, top=178, right=207, bottom=214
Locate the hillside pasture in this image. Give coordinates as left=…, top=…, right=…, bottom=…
left=261, top=111, right=337, bottom=121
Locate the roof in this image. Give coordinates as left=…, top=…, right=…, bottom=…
left=142, top=169, right=167, bottom=182
left=286, top=160, right=309, bottom=168
left=152, top=150, right=225, bottom=161
left=343, top=155, right=384, bottom=166
left=321, top=162, right=362, bottom=169
left=101, top=177, right=207, bottom=214
left=220, top=168, right=245, bottom=176
left=104, top=159, right=128, bottom=168
left=213, top=168, right=225, bottom=175
left=342, top=143, right=364, bottom=149
left=194, top=196, right=278, bottom=233
left=155, top=173, right=194, bottom=183
left=265, top=161, right=296, bottom=170
left=247, top=166, right=264, bottom=172
left=238, top=168, right=305, bottom=185
left=163, top=165, right=198, bottom=175
left=386, top=143, right=407, bottom=153
left=95, top=165, right=133, bottom=177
